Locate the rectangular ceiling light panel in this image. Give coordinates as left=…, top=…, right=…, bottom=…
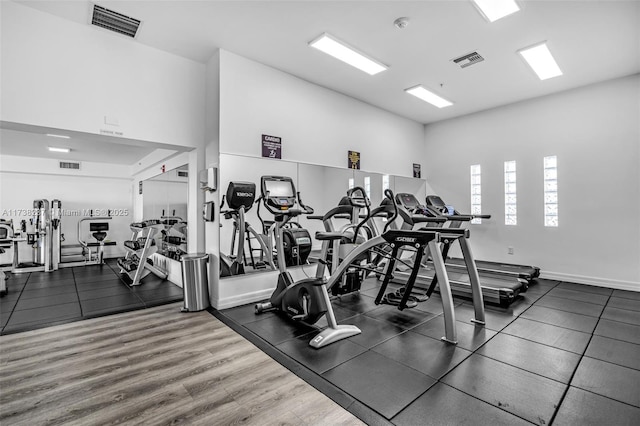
left=405, top=85, right=453, bottom=108
left=49, top=147, right=71, bottom=153
left=473, top=0, right=520, bottom=22
left=309, top=33, right=387, bottom=75
left=518, top=42, right=563, bottom=80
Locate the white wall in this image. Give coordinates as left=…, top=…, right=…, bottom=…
left=1, top=1, right=205, bottom=149
left=0, top=156, right=132, bottom=262
left=218, top=50, right=425, bottom=177
left=424, top=75, right=640, bottom=289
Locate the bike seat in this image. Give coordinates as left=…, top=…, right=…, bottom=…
left=315, top=231, right=346, bottom=242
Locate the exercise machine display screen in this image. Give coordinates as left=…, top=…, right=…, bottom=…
left=398, top=193, right=420, bottom=208
left=265, top=180, right=294, bottom=197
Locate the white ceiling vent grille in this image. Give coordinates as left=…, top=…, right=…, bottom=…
left=59, top=161, right=81, bottom=170
left=91, top=5, right=141, bottom=38
left=177, top=170, right=189, bottom=178
left=452, top=51, right=485, bottom=69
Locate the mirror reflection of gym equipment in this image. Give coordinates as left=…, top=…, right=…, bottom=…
left=0, top=199, right=115, bottom=274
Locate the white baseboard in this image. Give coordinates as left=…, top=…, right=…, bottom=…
left=212, top=288, right=274, bottom=310
left=541, top=271, right=639, bottom=292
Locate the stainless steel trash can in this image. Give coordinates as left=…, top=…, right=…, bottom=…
left=180, top=253, right=210, bottom=312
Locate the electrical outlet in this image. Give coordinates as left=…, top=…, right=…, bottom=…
left=508, top=247, right=514, bottom=255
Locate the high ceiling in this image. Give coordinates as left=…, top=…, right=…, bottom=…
left=15, top=0, right=640, bottom=125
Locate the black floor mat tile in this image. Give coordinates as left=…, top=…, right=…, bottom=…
left=20, top=284, right=77, bottom=300
left=73, top=273, right=121, bottom=284
left=244, top=314, right=318, bottom=346
left=502, top=317, right=591, bottom=354
left=556, top=282, right=613, bottom=296
left=132, top=287, right=184, bottom=303
left=453, top=303, right=519, bottom=332
left=222, top=303, right=275, bottom=324
left=1, top=311, right=12, bottom=328
left=327, top=313, right=405, bottom=349
left=331, top=293, right=381, bottom=315
left=364, top=304, right=436, bottom=330
left=78, top=285, right=133, bottom=301
left=612, top=289, right=640, bottom=301
left=520, top=305, right=598, bottom=333
left=393, top=382, right=532, bottom=426
left=553, top=386, right=640, bottom=426
left=546, top=287, right=609, bottom=305
left=23, top=278, right=76, bottom=289
left=0, top=292, right=22, bottom=309
left=322, top=351, right=437, bottom=419
left=276, top=335, right=367, bottom=374
left=477, top=333, right=581, bottom=383
left=534, top=294, right=605, bottom=317
left=571, top=356, right=640, bottom=407
left=7, top=302, right=82, bottom=326
left=4, top=273, right=30, bottom=285
left=607, top=296, right=640, bottom=312
left=411, top=316, right=497, bottom=351
left=26, top=273, right=74, bottom=283
left=585, top=335, right=640, bottom=370
left=80, top=293, right=145, bottom=315
left=13, top=292, right=79, bottom=311
left=75, top=278, right=126, bottom=291
left=371, top=330, right=471, bottom=379
left=441, top=354, right=566, bottom=425
left=411, top=293, right=463, bottom=316
left=346, top=401, right=392, bottom=426
left=594, top=319, right=640, bottom=345
left=601, top=306, right=640, bottom=326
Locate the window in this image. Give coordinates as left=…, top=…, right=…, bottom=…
left=470, top=164, right=482, bottom=224
left=544, top=156, right=558, bottom=227
left=364, top=176, right=371, bottom=200
left=504, top=160, right=517, bottom=225
left=382, top=174, right=390, bottom=192
left=348, top=178, right=354, bottom=189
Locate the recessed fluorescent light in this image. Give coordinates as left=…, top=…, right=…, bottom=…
left=405, top=85, right=453, bottom=108
left=309, top=33, right=387, bottom=75
left=48, top=147, right=71, bottom=153
left=46, top=133, right=70, bottom=139
left=518, top=42, right=563, bottom=80
left=472, top=0, right=520, bottom=23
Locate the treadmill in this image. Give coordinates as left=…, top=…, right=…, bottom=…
left=425, top=195, right=540, bottom=283
left=391, top=194, right=528, bottom=306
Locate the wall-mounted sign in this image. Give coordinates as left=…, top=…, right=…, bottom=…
left=348, top=150, right=361, bottom=170
left=139, top=181, right=143, bottom=195
left=413, top=163, right=421, bottom=178
left=262, top=134, right=282, bottom=159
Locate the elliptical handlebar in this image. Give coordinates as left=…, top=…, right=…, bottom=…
left=296, top=191, right=314, bottom=215
left=382, top=189, right=398, bottom=233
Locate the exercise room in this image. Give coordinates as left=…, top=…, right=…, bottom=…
left=1, top=1, right=638, bottom=425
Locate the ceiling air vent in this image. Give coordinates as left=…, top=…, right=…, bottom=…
left=91, top=4, right=141, bottom=38
left=452, top=51, right=485, bottom=69
left=177, top=170, right=189, bottom=178
left=59, top=161, right=81, bottom=170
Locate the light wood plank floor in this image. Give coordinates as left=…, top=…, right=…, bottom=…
left=0, top=303, right=364, bottom=425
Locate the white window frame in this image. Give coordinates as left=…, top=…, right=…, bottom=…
left=544, top=156, right=558, bottom=227
left=470, top=164, right=482, bottom=224
left=504, top=160, right=517, bottom=225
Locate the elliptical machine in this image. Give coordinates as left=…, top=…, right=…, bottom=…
left=255, top=176, right=362, bottom=347
left=220, top=181, right=274, bottom=277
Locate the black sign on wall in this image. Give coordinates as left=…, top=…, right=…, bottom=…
left=413, top=163, right=421, bottom=178
left=348, top=150, right=361, bottom=170
left=262, top=134, right=282, bottom=159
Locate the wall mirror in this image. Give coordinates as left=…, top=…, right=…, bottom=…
left=218, top=153, right=428, bottom=277
left=142, top=164, right=188, bottom=260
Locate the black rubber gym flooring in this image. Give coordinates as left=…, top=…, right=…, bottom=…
left=216, top=278, right=640, bottom=425
left=0, top=258, right=184, bottom=335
